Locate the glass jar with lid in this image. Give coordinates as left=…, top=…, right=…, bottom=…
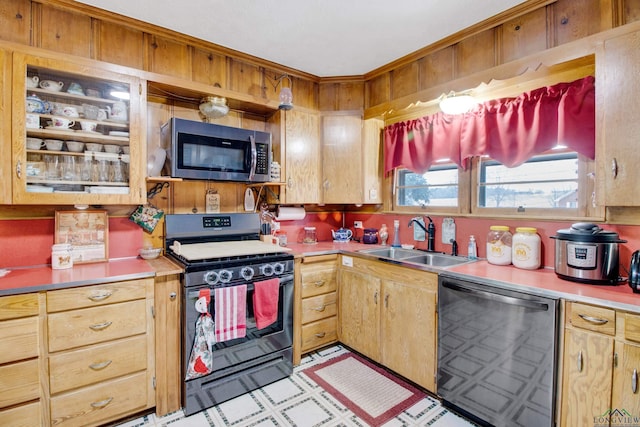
left=303, top=227, right=317, bottom=244
left=512, top=227, right=541, bottom=269
left=486, top=226, right=512, bottom=265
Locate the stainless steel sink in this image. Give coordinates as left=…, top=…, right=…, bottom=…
left=357, top=247, right=474, bottom=268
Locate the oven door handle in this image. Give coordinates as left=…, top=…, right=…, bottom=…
left=187, top=274, right=294, bottom=299
left=442, top=281, right=550, bottom=311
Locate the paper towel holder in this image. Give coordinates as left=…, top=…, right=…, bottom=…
left=275, top=205, right=306, bottom=221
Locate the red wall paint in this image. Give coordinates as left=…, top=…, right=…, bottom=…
left=0, top=217, right=143, bottom=268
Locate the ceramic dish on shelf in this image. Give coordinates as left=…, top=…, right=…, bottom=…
left=45, top=126, right=74, bottom=132
left=26, top=185, right=54, bottom=193
left=85, top=143, right=103, bottom=152
left=139, top=247, right=162, bottom=260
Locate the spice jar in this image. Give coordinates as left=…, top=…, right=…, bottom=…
left=51, top=243, right=73, bottom=270
left=512, top=227, right=541, bottom=270
left=486, top=226, right=512, bottom=265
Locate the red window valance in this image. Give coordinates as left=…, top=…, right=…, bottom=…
left=383, top=75, right=595, bottom=174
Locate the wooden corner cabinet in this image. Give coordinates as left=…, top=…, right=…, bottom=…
left=337, top=255, right=438, bottom=392
left=10, top=51, right=146, bottom=205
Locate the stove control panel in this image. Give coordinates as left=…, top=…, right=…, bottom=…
left=184, top=258, right=295, bottom=288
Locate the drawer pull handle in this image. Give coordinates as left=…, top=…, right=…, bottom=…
left=313, top=305, right=327, bottom=312
left=577, top=350, right=583, bottom=373
left=578, top=314, right=608, bottom=325
left=315, top=332, right=326, bottom=338
left=169, top=292, right=177, bottom=300
left=89, top=321, right=113, bottom=331
left=88, top=291, right=112, bottom=302
left=90, top=397, right=114, bottom=409
left=374, top=291, right=378, bottom=305
left=314, top=281, right=326, bottom=287
left=89, top=360, right=112, bottom=370
left=634, top=369, right=638, bottom=394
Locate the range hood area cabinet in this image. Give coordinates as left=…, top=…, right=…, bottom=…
left=321, top=114, right=383, bottom=205
left=8, top=51, right=146, bottom=205
left=599, top=30, right=640, bottom=208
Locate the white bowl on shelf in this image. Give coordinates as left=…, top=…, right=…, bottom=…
left=66, top=140, right=84, bottom=152
left=86, top=143, right=103, bottom=152
left=139, top=247, right=161, bottom=260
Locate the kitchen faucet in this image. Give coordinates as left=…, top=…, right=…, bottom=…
left=408, top=216, right=436, bottom=252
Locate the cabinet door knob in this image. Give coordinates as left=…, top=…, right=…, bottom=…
left=578, top=314, right=608, bottom=325
left=169, top=292, right=177, bottom=300
left=89, top=321, right=113, bottom=331
left=633, top=369, right=638, bottom=394
left=90, top=397, right=114, bottom=408
left=88, top=291, right=112, bottom=302
left=384, top=294, right=389, bottom=308
left=374, top=291, right=378, bottom=305
left=89, top=360, right=112, bottom=370
left=16, top=160, right=22, bottom=179
left=577, top=350, right=583, bottom=373
left=612, top=158, right=618, bottom=179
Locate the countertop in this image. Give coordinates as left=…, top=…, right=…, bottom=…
left=4, top=241, right=640, bottom=314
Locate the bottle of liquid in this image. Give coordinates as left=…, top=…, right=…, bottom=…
left=379, top=224, right=389, bottom=245
left=467, top=235, right=478, bottom=260
left=391, top=220, right=401, bottom=247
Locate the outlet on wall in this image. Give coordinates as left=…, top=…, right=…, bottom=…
left=354, top=221, right=363, bottom=228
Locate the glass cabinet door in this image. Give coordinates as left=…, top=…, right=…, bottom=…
left=12, top=52, right=145, bottom=205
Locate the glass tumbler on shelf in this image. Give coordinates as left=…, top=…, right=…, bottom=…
left=44, top=154, right=61, bottom=180
left=97, top=159, right=110, bottom=182
left=80, top=157, right=92, bottom=181
left=62, top=155, right=78, bottom=181
left=111, top=160, right=125, bottom=182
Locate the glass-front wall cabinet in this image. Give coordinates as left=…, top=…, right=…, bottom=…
left=11, top=52, right=145, bottom=205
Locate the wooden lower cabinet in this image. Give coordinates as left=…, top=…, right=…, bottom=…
left=294, top=255, right=339, bottom=364
left=560, top=302, right=640, bottom=426
left=46, top=279, right=155, bottom=427
left=337, top=255, right=438, bottom=392
left=0, top=293, right=41, bottom=427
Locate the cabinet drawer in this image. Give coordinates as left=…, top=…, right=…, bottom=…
left=568, top=302, right=615, bottom=335
left=0, top=316, right=38, bottom=364
left=49, top=335, right=148, bottom=394
left=48, top=299, right=147, bottom=352
left=302, top=292, right=337, bottom=324
left=301, top=317, right=337, bottom=352
left=624, top=313, right=640, bottom=342
left=50, top=371, right=148, bottom=427
left=47, top=279, right=148, bottom=312
left=0, top=359, right=39, bottom=408
left=0, top=401, right=41, bottom=427
left=0, top=293, right=38, bottom=320
left=301, top=263, right=337, bottom=298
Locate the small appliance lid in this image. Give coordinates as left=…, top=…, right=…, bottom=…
left=552, top=222, right=626, bottom=243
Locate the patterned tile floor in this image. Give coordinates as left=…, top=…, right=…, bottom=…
left=115, top=345, right=477, bottom=427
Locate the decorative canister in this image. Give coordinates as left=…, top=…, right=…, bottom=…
left=51, top=243, right=73, bottom=269
left=512, top=227, right=541, bottom=270
left=486, top=226, right=512, bottom=265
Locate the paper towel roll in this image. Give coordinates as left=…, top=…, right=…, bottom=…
left=276, top=206, right=306, bottom=221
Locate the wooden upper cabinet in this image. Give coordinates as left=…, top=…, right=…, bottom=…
left=321, top=114, right=363, bottom=204
left=501, top=7, right=548, bottom=63
left=146, top=34, right=191, bottom=79
left=37, top=3, right=92, bottom=57
left=192, top=48, right=227, bottom=88
left=96, top=21, right=144, bottom=70
left=282, top=109, right=321, bottom=204
left=0, top=0, right=31, bottom=45
left=599, top=30, right=640, bottom=207
left=552, top=0, right=613, bottom=46
left=319, top=82, right=364, bottom=111
left=0, top=48, right=10, bottom=205
left=391, top=62, right=419, bottom=99
left=366, top=73, right=390, bottom=109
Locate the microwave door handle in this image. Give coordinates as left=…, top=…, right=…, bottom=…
left=248, top=134, right=257, bottom=181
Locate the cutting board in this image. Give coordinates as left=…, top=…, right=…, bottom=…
left=171, top=240, right=290, bottom=261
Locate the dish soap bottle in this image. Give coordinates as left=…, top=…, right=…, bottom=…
left=391, top=220, right=401, bottom=247
left=468, top=235, right=478, bottom=259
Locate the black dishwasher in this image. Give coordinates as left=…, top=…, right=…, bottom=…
left=437, top=275, right=559, bottom=427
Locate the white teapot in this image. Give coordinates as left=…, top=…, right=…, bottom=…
left=106, top=100, right=128, bottom=122
left=26, top=75, right=39, bottom=88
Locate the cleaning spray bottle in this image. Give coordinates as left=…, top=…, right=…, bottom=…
left=468, top=235, right=478, bottom=260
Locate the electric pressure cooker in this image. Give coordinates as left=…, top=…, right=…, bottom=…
left=551, top=222, right=626, bottom=285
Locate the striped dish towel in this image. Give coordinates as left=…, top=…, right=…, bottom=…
left=214, top=285, right=247, bottom=342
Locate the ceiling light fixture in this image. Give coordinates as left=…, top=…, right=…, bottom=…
left=439, top=91, right=476, bottom=115
left=272, top=74, right=293, bottom=110
left=199, top=96, right=229, bottom=119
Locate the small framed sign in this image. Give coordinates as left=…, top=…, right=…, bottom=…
left=55, top=210, right=109, bottom=264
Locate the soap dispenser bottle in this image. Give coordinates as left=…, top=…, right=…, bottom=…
left=468, top=235, right=478, bottom=259
left=391, top=220, right=401, bottom=247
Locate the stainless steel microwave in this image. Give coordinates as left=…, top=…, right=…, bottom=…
left=161, top=118, right=271, bottom=182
